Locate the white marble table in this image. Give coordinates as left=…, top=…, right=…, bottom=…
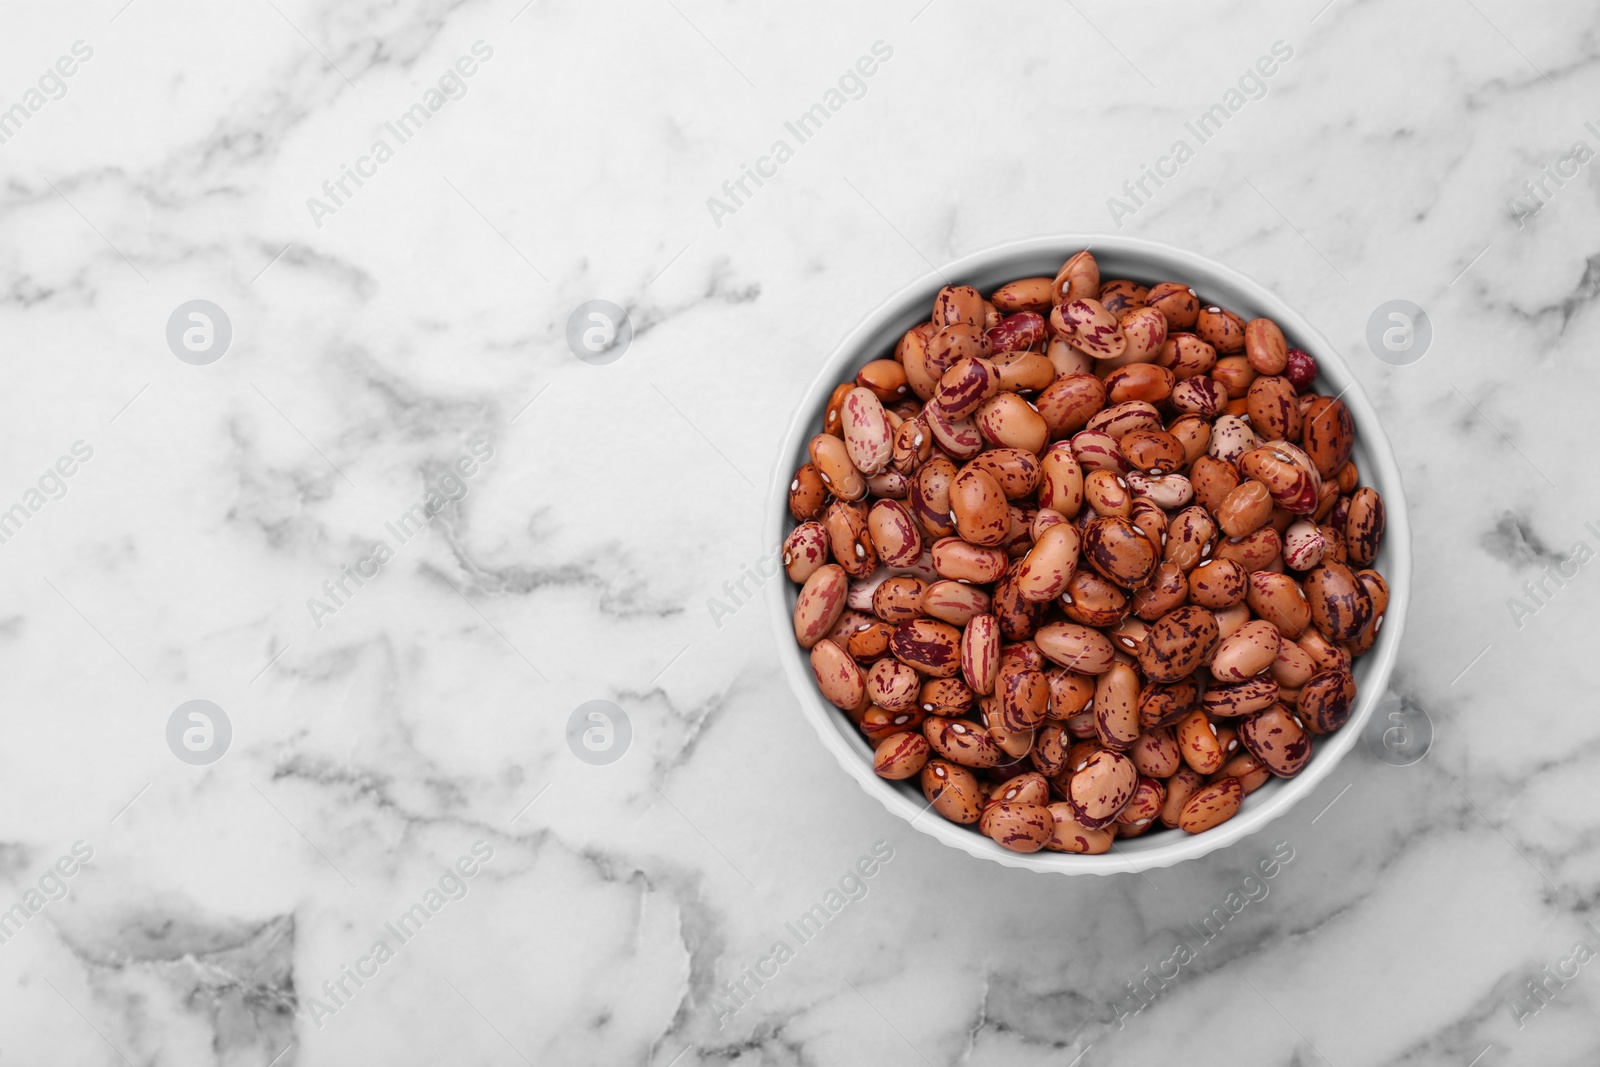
left=2, top=1, right=1597, bottom=1063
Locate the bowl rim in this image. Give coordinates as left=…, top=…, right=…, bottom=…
left=766, top=233, right=1410, bottom=875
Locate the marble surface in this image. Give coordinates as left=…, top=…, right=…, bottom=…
left=2, top=0, right=1599, bottom=1064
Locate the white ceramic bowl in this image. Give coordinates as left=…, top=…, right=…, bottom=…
left=768, top=235, right=1410, bottom=874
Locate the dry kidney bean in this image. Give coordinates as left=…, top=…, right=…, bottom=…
left=922, top=760, right=984, bottom=823
left=786, top=248, right=1389, bottom=844
left=873, top=732, right=930, bottom=779
left=1178, top=777, right=1243, bottom=833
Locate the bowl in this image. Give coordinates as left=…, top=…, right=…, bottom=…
left=767, top=235, right=1410, bottom=874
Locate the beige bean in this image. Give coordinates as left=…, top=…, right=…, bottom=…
left=810, top=639, right=865, bottom=710
left=824, top=500, right=876, bottom=579
left=1244, top=317, right=1288, bottom=374
left=783, top=521, right=830, bottom=583
left=865, top=657, right=921, bottom=712
left=930, top=537, right=1008, bottom=584
left=1212, top=526, right=1283, bottom=574
left=1187, top=558, right=1246, bottom=608
left=921, top=578, right=992, bottom=625
left=793, top=564, right=848, bottom=649
left=1094, top=663, right=1141, bottom=750
left=1247, top=375, right=1300, bottom=442
left=1128, top=728, right=1182, bottom=778
left=1171, top=376, right=1228, bottom=417
left=921, top=760, right=984, bottom=823
left=1044, top=802, right=1115, bottom=853
left=1158, top=333, right=1218, bottom=379
left=1117, top=306, right=1169, bottom=364
left=1086, top=399, right=1163, bottom=440
left=841, top=387, right=893, bottom=475
left=976, top=392, right=1049, bottom=454
left=1066, top=749, right=1138, bottom=828
left=1070, top=428, right=1130, bottom=475
left=1210, top=619, right=1283, bottom=681
left=949, top=466, right=1010, bottom=547
left=789, top=463, right=828, bottom=521
left=991, top=276, right=1057, bottom=314
left=1297, top=669, right=1356, bottom=734
left=1177, top=777, right=1243, bottom=833
left=935, top=356, right=1001, bottom=419
left=966, top=447, right=1041, bottom=499
left=868, top=499, right=923, bottom=568
left=1270, top=640, right=1318, bottom=690
left=873, top=731, right=930, bottom=779
left=891, top=415, right=933, bottom=475
left=1081, top=516, right=1158, bottom=589
left=1176, top=709, right=1225, bottom=774
left=923, top=396, right=985, bottom=460
left=1282, top=520, right=1327, bottom=571
left=1035, top=374, right=1107, bottom=437
left=919, top=676, right=975, bottom=717
left=1035, top=622, right=1117, bottom=674
left=809, top=433, right=866, bottom=501
left=1202, top=678, right=1280, bottom=718
left=1304, top=561, right=1373, bottom=641
left=1207, top=414, right=1259, bottom=465
left=981, top=801, right=1054, bottom=852
left=1052, top=298, right=1126, bottom=359
left=992, top=349, right=1055, bottom=393
left=909, top=456, right=958, bottom=539
left=1127, top=470, right=1194, bottom=510
left=1115, top=777, right=1166, bottom=829
left=871, top=574, right=926, bottom=624
left=1053, top=250, right=1100, bottom=303
left=1216, top=479, right=1274, bottom=539
left=1037, top=442, right=1085, bottom=517
left=961, top=614, right=1002, bottom=696
left=1237, top=704, right=1311, bottom=777
left=1015, top=524, right=1081, bottom=603
left=1345, top=487, right=1385, bottom=566
left=996, top=666, right=1050, bottom=731
left=1160, top=768, right=1205, bottom=827
left=1196, top=306, right=1245, bottom=353
left=890, top=618, right=963, bottom=677
left=1060, top=569, right=1128, bottom=628
left=923, top=716, right=1004, bottom=768
left=1138, top=606, right=1220, bottom=684
left=932, top=285, right=985, bottom=329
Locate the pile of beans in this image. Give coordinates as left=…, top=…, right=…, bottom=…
left=784, top=250, right=1388, bottom=853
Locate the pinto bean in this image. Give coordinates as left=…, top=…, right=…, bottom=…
left=873, top=731, right=930, bottom=779
left=1138, top=606, right=1220, bottom=684
left=1238, top=705, right=1311, bottom=777
left=922, top=760, right=984, bottom=823
left=1177, top=777, right=1243, bottom=833
left=811, top=640, right=866, bottom=710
